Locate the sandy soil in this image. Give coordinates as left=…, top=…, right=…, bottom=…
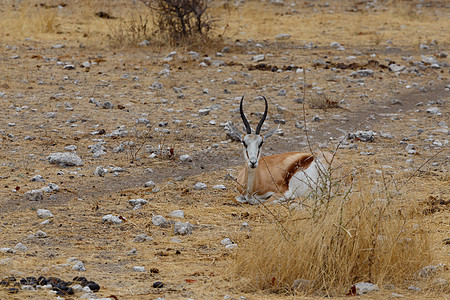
left=0, top=0, right=448, bottom=299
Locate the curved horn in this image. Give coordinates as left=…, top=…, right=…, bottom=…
left=255, top=96, right=268, bottom=135
left=240, top=96, right=251, bottom=134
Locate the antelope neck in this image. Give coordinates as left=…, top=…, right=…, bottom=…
left=245, top=164, right=258, bottom=197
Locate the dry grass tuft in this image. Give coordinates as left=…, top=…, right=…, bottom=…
left=0, top=4, right=59, bottom=38
left=107, top=14, right=150, bottom=47
left=308, top=92, right=340, bottom=110
left=233, top=172, right=432, bottom=296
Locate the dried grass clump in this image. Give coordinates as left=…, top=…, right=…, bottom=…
left=0, top=4, right=60, bottom=37
left=107, top=14, right=150, bottom=47
left=308, top=92, right=340, bottom=110
left=233, top=175, right=431, bottom=296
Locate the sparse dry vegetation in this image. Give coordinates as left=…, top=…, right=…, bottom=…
left=107, top=14, right=150, bottom=47
left=233, top=170, right=432, bottom=296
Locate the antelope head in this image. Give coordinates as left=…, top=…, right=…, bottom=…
left=229, top=96, right=278, bottom=169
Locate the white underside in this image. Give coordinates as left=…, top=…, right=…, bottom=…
left=283, top=159, right=329, bottom=201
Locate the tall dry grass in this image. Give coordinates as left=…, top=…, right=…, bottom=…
left=0, top=4, right=59, bottom=38
left=233, top=171, right=432, bottom=296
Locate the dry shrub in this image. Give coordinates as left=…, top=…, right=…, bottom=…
left=141, top=0, right=213, bottom=46
left=233, top=172, right=432, bottom=296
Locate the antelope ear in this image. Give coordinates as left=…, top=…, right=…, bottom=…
left=227, top=122, right=243, bottom=141
left=264, top=126, right=279, bottom=140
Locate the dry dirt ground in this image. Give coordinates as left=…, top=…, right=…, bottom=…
left=0, top=0, right=449, bottom=299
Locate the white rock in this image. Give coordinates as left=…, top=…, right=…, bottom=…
left=426, top=107, right=441, bottom=115
left=348, top=130, right=376, bottom=142
left=251, top=54, right=265, bottom=62
left=275, top=33, right=291, bottom=40
left=134, top=234, right=153, bottom=242
left=330, top=41, right=341, bottom=48
left=72, top=284, right=83, bottom=293
left=23, top=189, right=43, bottom=201
left=391, top=293, right=405, bottom=298
left=63, top=64, right=75, bottom=70
left=408, top=285, right=421, bottom=291
left=168, top=210, right=185, bottom=218
left=225, top=244, right=238, bottom=250
left=213, top=184, right=226, bottom=190
left=144, top=181, right=156, bottom=188
left=292, top=278, right=313, bottom=291
left=107, top=125, right=128, bottom=137
left=41, top=219, right=51, bottom=225
left=93, top=166, right=107, bottom=177
left=421, top=55, right=438, bottom=64
left=198, top=108, right=211, bottom=115
left=129, top=198, right=147, bottom=206
left=35, top=230, right=48, bottom=238
left=14, top=243, right=27, bottom=252
left=37, top=209, right=53, bottom=219
left=194, top=182, right=207, bottom=190
left=64, top=145, right=77, bottom=151
left=389, top=64, right=405, bottom=73
left=417, top=263, right=446, bottom=277
left=138, top=40, right=150, bottom=46
left=180, top=154, right=193, bottom=162
left=220, top=238, right=233, bottom=245
left=152, top=215, right=169, bottom=228
left=174, top=221, right=193, bottom=235
left=132, top=266, right=146, bottom=272
left=102, top=214, right=122, bottom=224
left=72, top=261, right=86, bottom=271
left=0, top=258, right=12, bottom=264
left=31, top=175, right=45, bottom=182
left=41, top=183, right=60, bottom=193
left=354, top=282, right=379, bottom=294
left=350, top=69, right=374, bottom=77
left=0, top=247, right=15, bottom=253
left=47, top=152, right=84, bottom=167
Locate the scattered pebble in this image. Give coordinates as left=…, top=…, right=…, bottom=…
left=144, top=181, right=156, bottom=188
left=23, top=190, right=43, bottom=201
left=47, top=152, right=84, bottom=167
left=194, top=182, right=207, bottom=190
left=168, top=210, right=185, bottom=218
left=354, top=282, right=379, bottom=295
left=37, top=209, right=53, bottom=219
left=174, top=221, right=193, bottom=235
left=134, top=234, right=153, bottom=242
left=152, top=215, right=170, bottom=228
left=101, top=214, right=122, bottom=224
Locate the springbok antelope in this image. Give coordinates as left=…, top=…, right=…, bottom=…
left=229, top=96, right=339, bottom=205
